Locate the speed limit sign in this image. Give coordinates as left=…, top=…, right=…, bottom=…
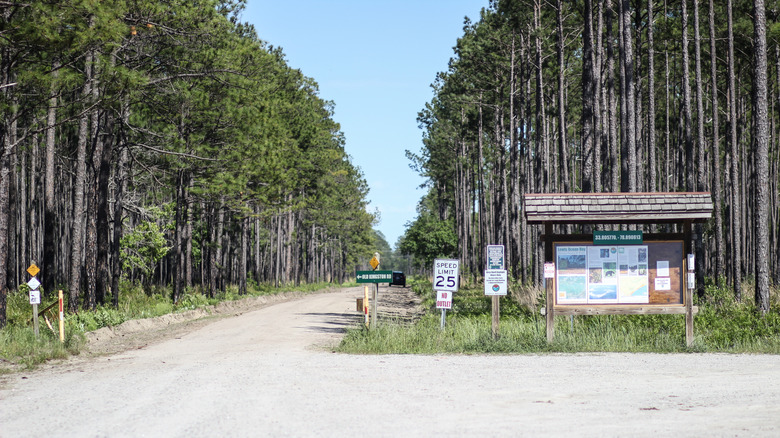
left=433, top=259, right=460, bottom=292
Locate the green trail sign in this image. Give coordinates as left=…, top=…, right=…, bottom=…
left=593, top=230, right=644, bottom=245
left=356, top=270, right=392, bottom=283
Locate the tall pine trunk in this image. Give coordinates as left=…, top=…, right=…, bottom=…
left=752, top=0, right=770, bottom=313
left=681, top=0, right=695, bottom=192
left=43, top=61, right=59, bottom=295
left=581, top=0, right=595, bottom=193
left=693, top=0, right=706, bottom=294
left=69, top=44, right=94, bottom=312
left=557, top=0, right=571, bottom=192
left=620, top=0, right=637, bottom=192
left=647, top=0, right=656, bottom=192
left=710, top=0, right=725, bottom=278
left=727, top=0, right=742, bottom=299
left=607, top=0, right=619, bottom=192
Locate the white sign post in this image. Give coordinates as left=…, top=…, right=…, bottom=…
left=484, top=243, right=509, bottom=339
left=26, top=268, right=41, bottom=337
left=434, top=259, right=459, bottom=330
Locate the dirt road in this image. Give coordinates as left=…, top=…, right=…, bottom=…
left=1, top=286, right=779, bottom=437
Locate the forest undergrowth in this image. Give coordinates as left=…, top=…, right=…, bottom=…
left=337, top=277, right=780, bottom=354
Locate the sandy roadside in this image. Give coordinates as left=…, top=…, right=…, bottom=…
left=1, top=286, right=778, bottom=437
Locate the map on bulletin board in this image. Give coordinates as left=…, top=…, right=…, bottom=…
left=556, top=243, right=660, bottom=305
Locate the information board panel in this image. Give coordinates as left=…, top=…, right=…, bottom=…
left=554, top=241, right=683, bottom=306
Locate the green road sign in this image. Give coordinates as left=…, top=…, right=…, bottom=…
left=356, top=270, right=392, bottom=283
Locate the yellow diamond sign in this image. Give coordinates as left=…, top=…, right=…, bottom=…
left=369, top=256, right=380, bottom=270
left=27, top=264, right=40, bottom=277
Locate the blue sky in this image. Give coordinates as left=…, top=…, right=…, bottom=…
left=241, top=1, right=488, bottom=247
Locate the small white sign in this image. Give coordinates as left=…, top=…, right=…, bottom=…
left=687, top=272, right=696, bottom=290
left=655, top=277, right=671, bottom=291
left=27, top=277, right=41, bottom=291
left=29, top=289, right=41, bottom=305
left=687, top=254, right=695, bottom=271
left=544, top=262, right=555, bottom=279
left=484, top=269, right=508, bottom=296
left=656, top=261, right=670, bottom=278
left=436, top=290, right=453, bottom=309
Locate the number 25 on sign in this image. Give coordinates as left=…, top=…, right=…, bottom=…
left=433, top=258, right=460, bottom=292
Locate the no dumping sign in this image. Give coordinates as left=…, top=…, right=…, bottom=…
left=484, top=269, right=507, bottom=296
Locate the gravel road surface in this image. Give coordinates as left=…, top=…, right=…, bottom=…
left=1, top=287, right=779, bottom=437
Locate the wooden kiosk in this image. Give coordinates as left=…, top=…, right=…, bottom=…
left=523, top=192, right=713, bottom=347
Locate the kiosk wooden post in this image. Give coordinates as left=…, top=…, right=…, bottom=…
left=545, top=223, right=555, bottom=342
left=524, top=192, right=712, bottom=348
left=545, top=274, right=555, bottom=342
left=683, top=220, right=695, bottom=347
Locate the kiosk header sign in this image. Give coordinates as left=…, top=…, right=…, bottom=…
left=593, top=230, right=643, bottom=245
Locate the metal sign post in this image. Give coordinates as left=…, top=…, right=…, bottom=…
left=433, top=259, right=459, bottom=331
left=27, top=263, right=41, bottom=337
left=356, top=254, right=389, bottom=330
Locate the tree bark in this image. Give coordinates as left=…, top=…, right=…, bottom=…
left=681, top=0, right=695, bottom=192
left=0, top=31, right=17, bottom=326
left=534, top=2, right=549, bottom=193
left=84, top=60, right=102, bottom=310
left=581, top=0, right=595, bottom=193
left=606, top=0, right=619, bottom=192
left=620, top=0, right=636, bottom=192
left=69, top=44, right=94, bottom=312
left=727, top=0, right=742, bottom=300
left=43, top=61, right=59, bottom=295
left=647, top=0, right=656, bottom=192
left=557, top=0, right=571, bottom=192
left=693, top=0, right=706, bottom=295
left=240, top=215, right=248, bottom=294
left=709, top=0, right=725, bottom=279
left=752, top=0, right=770, bottom=314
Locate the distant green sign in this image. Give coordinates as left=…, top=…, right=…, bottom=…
left=356, top=270, right=393, bottom=283
left=593, top=230, right=643, bottom=245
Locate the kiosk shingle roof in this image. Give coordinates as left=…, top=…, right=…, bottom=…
left=523, top=192, right=713, bottom=224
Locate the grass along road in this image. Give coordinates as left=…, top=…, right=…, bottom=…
left=1, top=286, right=778, bottom=437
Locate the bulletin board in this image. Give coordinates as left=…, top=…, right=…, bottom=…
left=553, top=241, right=683, bottom=306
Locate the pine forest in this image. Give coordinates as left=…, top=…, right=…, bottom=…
left=0, top=1, right=375, bottom=326
left=1, top=0, right=779, bottom=328
left=401, top=0, right=778, bottom=312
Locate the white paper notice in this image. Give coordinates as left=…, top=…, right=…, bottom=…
left=655, top=277, right=671, bottom=291
left=657, top=261, right=670, bottom=278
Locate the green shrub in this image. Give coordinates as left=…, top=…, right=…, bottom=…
left=176, top=291, right=210, bottom=311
